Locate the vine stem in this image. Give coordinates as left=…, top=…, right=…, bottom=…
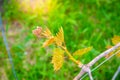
left=80, top=50, right=120, bottom=80
left=60, top=45, right=83, bottom=67
left=112, top=66, right=120, bottom=80
left=74, top=43, right=120, bottom=80
left=88, top=43, right=120, bottom=67
left=88, top=69, right=93, bottom=80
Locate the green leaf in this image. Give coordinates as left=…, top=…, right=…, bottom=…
left=73, top=47, right=92, bottom=56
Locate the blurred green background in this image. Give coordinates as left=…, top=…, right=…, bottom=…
left=0, top=0, right=120, bottom=80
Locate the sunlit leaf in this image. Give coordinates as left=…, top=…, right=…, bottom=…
left=107, top=35, right=120, bottom=57
left=105, top=46, right=114, bottom=58
left=116, top=47, right=120, bottom=57
left=73, top=47, right=92, bottom=56
left=42, top=28, right=52, bottom=38
left=43, top=37, right=54, bottom=47
left=105, top=45, right=120, bottom=58
left=112, top=35, right=120, bottom=45
left=55, top=27, right=64, bottom=46
left=51, top=48, right=64, bottom=71
left=112, top=36, right=120, bottom=57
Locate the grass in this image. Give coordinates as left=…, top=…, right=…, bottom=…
left=0, top=0, right=120, bottom=80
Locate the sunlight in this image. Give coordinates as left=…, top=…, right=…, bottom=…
left=18, top=0, right=57, bottom=15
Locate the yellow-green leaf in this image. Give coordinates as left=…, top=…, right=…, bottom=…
left=55, top=27, right=64, bottom=46
left=105, top=45, right=114, bottom=58
left=116, top=47, right=120, bottom=57
left=42, top=28, right=52, bottom=38
left=112, top=35, right=120, bottom=57
left=51, top=48, right=64, bottom=71
left=112, top=35, right=120, bottom=45
left=73, top=47, right=92, bottom=56
left=43, top=37, right=54, bottom=47
left=105, top=45, right=120, bottom=58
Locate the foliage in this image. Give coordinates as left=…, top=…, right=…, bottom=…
left=33, top=26, right=120, bottom=79
left=51, top=48, right=64, bottom=71
left=55, top=27, right=64, bottom=46
left=1, top=0, right=120, bottom=80
left=33, top=26, right=91, bottom=70
left=105, top=35, right=120, bottom=58
left=73, top=47, right=92, bottom=56
left=112, top=35, right=120, bottom=45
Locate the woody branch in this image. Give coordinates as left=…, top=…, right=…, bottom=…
left=74, top=43, right=120, bottom=80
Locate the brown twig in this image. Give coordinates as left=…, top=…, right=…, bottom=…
left=88, top=43, right=120, bottom=67
left=74, top=43, right=120, bottom=80
left=88, top=69, right=93, bottom=80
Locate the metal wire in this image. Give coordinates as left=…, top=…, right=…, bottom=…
left=80, top=50, right=120, bottom=80
left=0, top=15, right=18, bottom=80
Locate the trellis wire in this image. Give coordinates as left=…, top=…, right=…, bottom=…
left=80, top=50, right=120, bottom=80
left=0, top=15, right=18, bottom=80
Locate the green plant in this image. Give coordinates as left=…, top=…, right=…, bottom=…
left=32, top=26, right=92, bottom=71
left=33, top=26, right=120, bottom=80
left=2, top=0, right=120, bottom=79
